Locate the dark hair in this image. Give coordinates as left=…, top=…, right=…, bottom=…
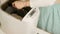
left=8, top=0, right=16, bottom=6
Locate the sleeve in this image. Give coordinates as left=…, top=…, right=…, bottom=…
left=30, top=0, right=56, bottom=8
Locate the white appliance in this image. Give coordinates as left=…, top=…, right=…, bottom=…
left=0, top=0, right=50, bottom=34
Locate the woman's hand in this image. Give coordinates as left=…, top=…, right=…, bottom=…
left=12, top=1, right=30, bottom=9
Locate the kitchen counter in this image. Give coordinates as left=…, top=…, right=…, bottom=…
left=0, top=28, right=6, bottom=34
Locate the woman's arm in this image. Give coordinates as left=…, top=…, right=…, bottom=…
left=55, top=0, right=60, bottom=4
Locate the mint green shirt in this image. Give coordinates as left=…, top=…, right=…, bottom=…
left=37, top=4, right=60, bottom=34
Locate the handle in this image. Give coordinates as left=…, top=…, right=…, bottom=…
left=29, top=9, right=36, bottom=17
left=25, top=8, right=36, bottom=18
left=22, top=8, right=36, bottom=21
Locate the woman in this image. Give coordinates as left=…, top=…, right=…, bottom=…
left=12, top=0, right=60, bottom=34
left=12, top=0, right=56, bottom=9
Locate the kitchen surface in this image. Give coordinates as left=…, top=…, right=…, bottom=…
left=0, top=23, right=5, bottom=34
left=0, top=29, right=5, bottom=34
